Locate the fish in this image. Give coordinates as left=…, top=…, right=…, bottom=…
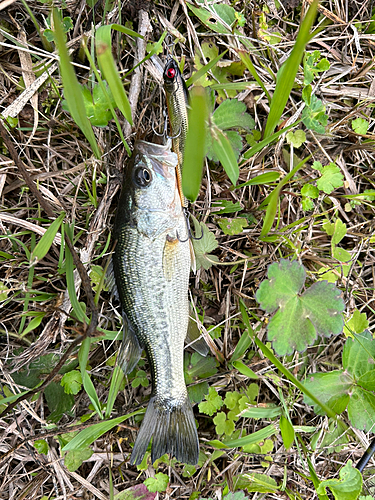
left=163, top=58, right=189, bottom=208
left=112, top=139, right=199, bottom=465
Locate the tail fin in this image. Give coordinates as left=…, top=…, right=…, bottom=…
left=130, top=396, right=199, bottom=465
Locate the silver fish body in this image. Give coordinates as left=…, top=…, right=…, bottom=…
left=112, top=140, right=198, bottom=465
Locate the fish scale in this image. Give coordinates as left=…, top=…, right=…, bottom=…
left=112, top=140, right=199, bottom=465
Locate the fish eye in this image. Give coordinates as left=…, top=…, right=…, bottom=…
left=133, top=166, right=152, bottom=188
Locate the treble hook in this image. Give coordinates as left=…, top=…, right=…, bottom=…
left=165, top=34, right=175, bottom=57
left=176, top=209, right=204, bottom=242
left=166, top=125, right=181, bottom=140
left=151, top=109, right=168, bottom=137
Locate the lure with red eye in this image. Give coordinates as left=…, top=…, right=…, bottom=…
left=166, top=67, right=176, bottom=79
left=163, top=58, right=189, bottom=207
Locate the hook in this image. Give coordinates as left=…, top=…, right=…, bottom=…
left=165, top=34, right=175, bottom=57
left=151, top=109, right=168, bottom=137
left=176, top=209, right=204, bottom=242
left=166, top=125, right=181, bottom=140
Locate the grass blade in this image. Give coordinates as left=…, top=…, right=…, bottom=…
left=30, top=212, right=65, bottom=266
left=238, top=50, right=271, bottom=103
left=185, top=49, right=228, bottom=87
left=96, top=25, right=133, bottom=125
left=260, top=155, right=311, bottom=237
left=263, top=0, right=318, bottom=138
left=52, top=9, right=101, bottom=158
left=243, top=119, right=302, bottom=160
left=182, top=86, right=209, bottom=201
left=105, top=365, right=125, bottom=418
left=62, top=411, right=143, bottom=451
left=79, top=338, right=103, bottom=418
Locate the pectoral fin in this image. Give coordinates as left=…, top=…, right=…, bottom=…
left=105, top=257, right=119, bottom=300
left=118, top=313, right=142, bottom=374
left=162, top=236, right=179, bottom=281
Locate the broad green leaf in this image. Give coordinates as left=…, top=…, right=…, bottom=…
left=263, top=0, right=318, bottom=138
left=333, top=247, right=351, bottom=263
left=342, top=331, right=375, bottom=382
left=301, top=94, right=328, bottom=133
left=304, top=332, right=375, bottom=430
left=303, top=371, right=352, bottom=415
left=45, top=382, right=74, bottom=423
left=64, top=447, right=93, bottom=472
left=61, top=370, right=82, bottom=395
left=20, top=312, right=46, bottom=337
left=81, top=83, right=116, bottom=127
left=144, top=473, right=169, bottom=493
left=317, top=163, right=344, bottom=194
left=198, top=387, right=223, bottom=416
left=256, top=259, right=345, bottom=355
left=212, top=99, right=255, bottom=131
left=188, top=381, right=209, bottom=404
left=214, top=411, right=235, bottom=436
left=34, top=439, right=49, bottom=455
left=280, top=415, right=294, bottom=449
left=182, top=86, right=209, bottom=201
left=62, top=411, right=143, bottom=451
left=191, top=219, right=219, bottom=270
left=0, top=281, right=9, bottom=302
left=114, top=484, right=157, bottom=500
left=52, top=10, right=101, bottom=158
left=302, top=197, right=315, bottom=211
left=286, top=130, right=306, bottom=148
left=218, top=217, right=248, bottom=235
left=30, top=212, right=65, bottom=265
left=95, top=26, right=132, bottom=125
left=344, top=309, right=369, bottom=336
left=352, top=117, right=369, bottom=135
left=301, top=183, right=319, bottom=198
left=317, top=460, right=362, bottom=500
left=211, top=127, right=239, bottom=185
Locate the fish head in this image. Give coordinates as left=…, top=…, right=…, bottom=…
left=126, top=140, right=183, bottom=238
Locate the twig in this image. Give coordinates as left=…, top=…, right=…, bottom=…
left=123, top=10, right=151, bottom=139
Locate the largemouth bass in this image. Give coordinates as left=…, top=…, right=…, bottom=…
left=112, top=140, right=199, bottom=465
left=163, top=58, right=189, bottom=207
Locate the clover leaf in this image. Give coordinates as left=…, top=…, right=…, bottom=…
left=217, top=217, right=248, bottom=235
left=144, top=473, right=169, bottom=493
left=256, top=260, right=345, bottom=355
left=214, top=411, right=235, bottom=436
left=199, top=387, right=223, bottom=416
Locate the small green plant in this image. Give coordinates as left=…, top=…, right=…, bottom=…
left=256, top=259, right=345, bottom=355
left=303, top=50, right=330, bottom=85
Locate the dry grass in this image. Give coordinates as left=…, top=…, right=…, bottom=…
left=0, top=0, right=375, bottom=498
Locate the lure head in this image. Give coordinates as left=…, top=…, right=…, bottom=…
left=116, top=140, right=182, bottom=238
left=163, top=58, right=182, bottom=93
